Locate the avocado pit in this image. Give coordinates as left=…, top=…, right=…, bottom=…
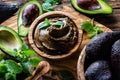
left=77, top=0, right=101, bottom=10
left=22, top=4, right=39, bottom=26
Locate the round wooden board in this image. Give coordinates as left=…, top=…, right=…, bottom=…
left=1, top=6, right=112, bottom=79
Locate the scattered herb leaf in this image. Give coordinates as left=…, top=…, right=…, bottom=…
left=42, top=0, right=60, bottom=12
left=29, top=57, right=42, bottom=67
left=5, top=60, right=23, bottom=74
left=81, top=20, right=103, bottom=38
left=5, top=72, right=16, bottom=80
left=42, top=3, right=54, bottom=12
left=0, top=63, right=7, bottom=73
left=43, top=0, right=60, bottom=6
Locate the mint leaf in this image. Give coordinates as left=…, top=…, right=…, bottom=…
left=29, top=57, right=41, bottom=67
left=5, top=73, right=16, bottom=80
left=5, top=60, right=23, bottom=74
left=20, top=43, right=29, bottom=51
left=81, top=20, right=103, bottom=39
left=21, top=62, right=31, bottom=73
left=42, top=3, right=54, bottom=12
left=81, top=21, right=93, bottom=33
left=52, top=21, right=64, bottom=27
left=39, top=18, right=51, bottom=29
left=43, top=0, right=60, bottom=6
left=0, top=63, right=7, bottom=73
left=23, top=50, right=37, bottom=57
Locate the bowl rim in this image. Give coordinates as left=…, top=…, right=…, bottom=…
left=28, top=11, right=83, bottom=59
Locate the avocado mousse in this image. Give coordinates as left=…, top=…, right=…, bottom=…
left=34, top=17, right=78, bottom=55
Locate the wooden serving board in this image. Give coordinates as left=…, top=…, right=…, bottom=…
left=1, top=6, right=112, bottom=79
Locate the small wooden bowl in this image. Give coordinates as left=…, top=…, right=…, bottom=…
left=28, top=11, right=83, bottom=59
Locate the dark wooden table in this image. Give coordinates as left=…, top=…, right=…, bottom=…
left=1, top=0, right=120, bottom=30
left=0, top=0, right=120, bottom=79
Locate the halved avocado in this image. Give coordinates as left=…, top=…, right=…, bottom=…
left=71, top=0, right=113, bottom=14
left=0, top=26, right=22, bottom=56
left=18, top=0, right=42, bottom=37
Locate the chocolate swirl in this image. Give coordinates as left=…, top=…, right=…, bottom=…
left=34, top=17, right=78, bottom=55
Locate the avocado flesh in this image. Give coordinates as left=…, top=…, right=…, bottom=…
left=0, top=26, right=22, bottom=56
left=71, top=0, right=113, bottom=14
left=18, top=0, right=42, bottom=37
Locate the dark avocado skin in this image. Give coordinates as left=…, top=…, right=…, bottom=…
left=0, top=2, right=18, bottom=23
left=85, top=31, right=120, bottom=64
left=85, top=60, right=111, bottom=80
left=111, top=39, right=120, bottom=80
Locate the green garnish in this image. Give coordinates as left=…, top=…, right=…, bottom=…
left=52, top=21, right=64, bottom=27
left=81, top=19, right=103, bottom=38
left=0, top=43, right=42, bottom=80
left=39, top=18, right=65, bottom=29
left=39, top=18, right=51, bottom=29
left=42, top=0, right=60, bottom=12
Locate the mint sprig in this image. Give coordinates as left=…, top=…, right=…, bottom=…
left=81, top=19, right=103, bottom=39
left=42, top=0, right=60, bottom=12
left=39, top=18, right=65, bottom=29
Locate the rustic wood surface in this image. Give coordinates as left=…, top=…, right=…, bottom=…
left=0, top=0, right=119, bottom=80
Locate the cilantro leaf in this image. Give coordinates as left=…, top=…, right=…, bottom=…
left=52, top=21, right=64, bottom=27
left=81, top=20, right=103, bottom=39
left=5, top=60, right=23, bottom=74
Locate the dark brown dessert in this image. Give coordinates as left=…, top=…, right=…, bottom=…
left=34, top=17, right=78, bottom=55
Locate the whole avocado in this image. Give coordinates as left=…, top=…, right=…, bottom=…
left=85, top=60, right=111, bottom=80
left=85, top=31, right=120, bottom=63
left=111, top=39, right=120, bottom=80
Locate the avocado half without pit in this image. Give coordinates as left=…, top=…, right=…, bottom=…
left=28, top=11, right=83, bottom=59
left=71, top=0, right=113, bottom=14
left=18, top=0, right=42, bottom=37
left=0, top=26, right=22, bottom=56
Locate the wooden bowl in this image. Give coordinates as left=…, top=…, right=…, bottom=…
left=28, top=11, right=83, bottom=59
left=77, top=28, right=112, bottom=80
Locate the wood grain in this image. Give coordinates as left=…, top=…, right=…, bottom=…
left=0, top=5, right=112, bottom=80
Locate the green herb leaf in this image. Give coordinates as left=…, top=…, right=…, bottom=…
left=81, top=20, right=103, bottom=38
left=81, top=21, right=93, bottom=33
left=0, top=63, right=7, bottom=73
left=39, top=18, right=51, bottom=29
left=29, top=57, right=41, bottom=67
left=43, top=0, right=60, bottom=6
left=20, top=43, right=29, bottom=51
left=23, top=50, right=37, bottom=57
left=42, top=3, right=54, bottom=12
left=5, top=73, right=16, bottom=80
left=5, top=60, right=23, bottom=74
left=52, top=21, right=64, bottom=27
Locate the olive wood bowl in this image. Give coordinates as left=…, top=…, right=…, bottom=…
left=77, top=28, right=112, bottom=80
left=28, top=11, right=83, bottom=59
